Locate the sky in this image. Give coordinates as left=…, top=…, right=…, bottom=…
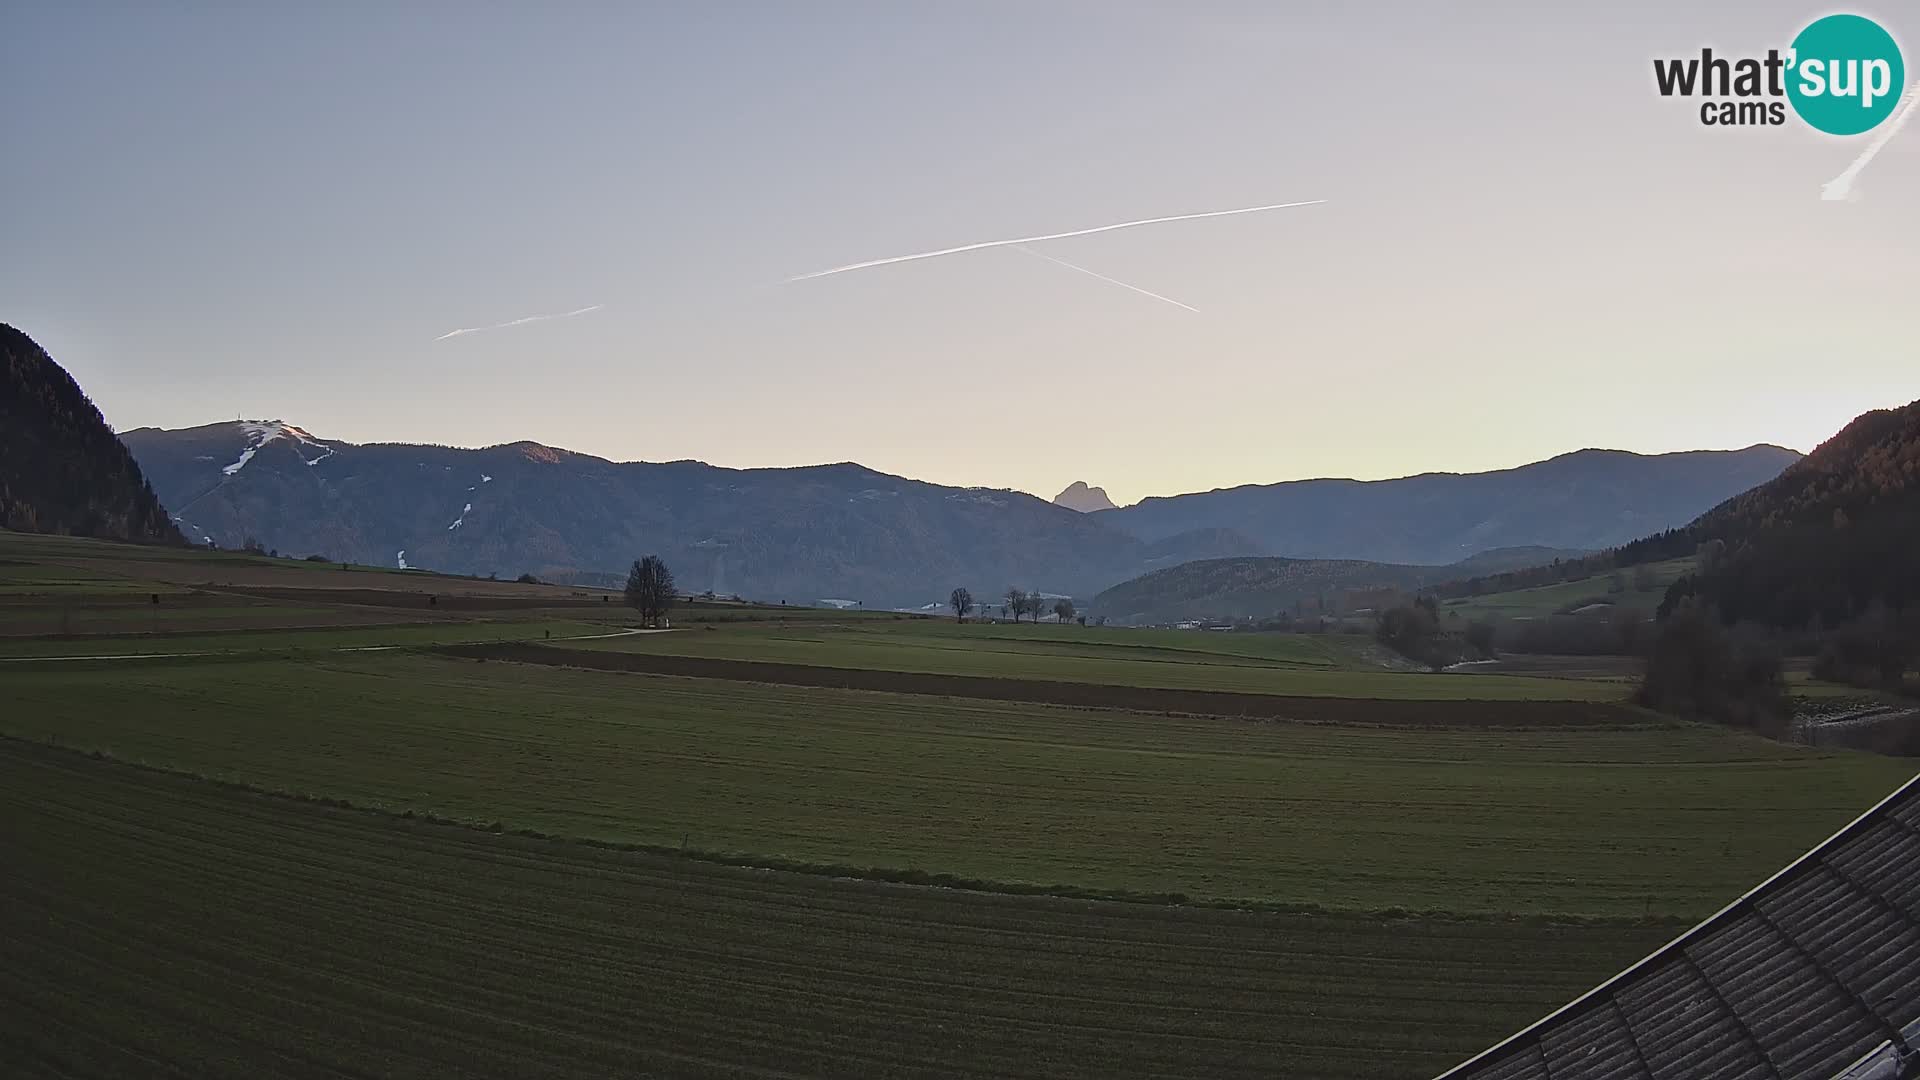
left=5, top=2, right=1917, bottom=506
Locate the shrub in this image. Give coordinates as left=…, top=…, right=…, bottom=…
left=1374, top=599, right=1474, bottom=669
left=1464, top=619, right=1496, bottom=656
left=1812, top=606, right=1919, bottom=692
left=1635, top=600, right=1788, bottom=736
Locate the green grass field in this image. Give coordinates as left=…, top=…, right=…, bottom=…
left=570, top=622, right=1633, bottom=700
left=5, top=651, right=1908, bottom=917
left=0, top=602, right=472, bottom=638
left=0, top=529, right=426, bottom=579
left=0, top=619, right=618, bottom=658
left=0, top=559, right=199, bottom=594
left=0, top=741, right=1673, bottom=1080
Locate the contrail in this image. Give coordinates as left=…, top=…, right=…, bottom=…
left=434, top=304, right=604, bottom=342
left=1822, top=79, right=1920, bottom=201
left=786, top=199, right=1327, bottom=282
left=1013, top=245, right=1199, bottom=313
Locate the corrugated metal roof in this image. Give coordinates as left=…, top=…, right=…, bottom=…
left=1437, top=772, right=1920, bottom=1080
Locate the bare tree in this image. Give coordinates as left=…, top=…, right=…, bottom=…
left=1053, top=598, right=1075, bottom=624
left=1006, top=587, right=1028, bottom=623
left=625, top=555, right=677, bottom=628
left=949, top=587, right=973, bottom=623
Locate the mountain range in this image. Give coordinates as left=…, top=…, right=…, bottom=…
left=1093, top=445, right=1801, bottom=565
left=120, top=416, right=1798, bottom=606
left=0, top=324, right=1818, bottom=607
left=121, top=420, right=1264, bottom=604
left=0, top=313, right=1805, bottom=608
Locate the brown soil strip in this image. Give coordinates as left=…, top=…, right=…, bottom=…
left=445, top=642, right=1649, bottom=728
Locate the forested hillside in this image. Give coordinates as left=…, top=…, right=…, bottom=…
left=0, top=325, right=181, bottom=544
left=1091, top=547, right=1586, bottom=624
left=1649, top=398, right=1920, bottom=630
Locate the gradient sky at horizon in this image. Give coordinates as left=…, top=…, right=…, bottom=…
left=5, top=2, right=1916, bottom=505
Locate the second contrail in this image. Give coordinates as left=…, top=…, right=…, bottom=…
left=1822, top=79, right=1920, bottom=201
left=434, top=304, right=604, bottom=342
left=786, top=199, right=1327, bottom=282
left=1013, top=245, right=1199, bottom=312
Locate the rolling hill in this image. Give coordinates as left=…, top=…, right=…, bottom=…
left=1090, top=547, right=1588, bottom=625
left=0, top=324, right=180, bottom=544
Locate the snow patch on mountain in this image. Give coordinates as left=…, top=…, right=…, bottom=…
left=223, top=420, right=335, bottom=475
left=396, top=550, right=408, bottom=569
left=948, top=490, right=1008, bottom=507
left=222, top=445, right=261, bottom=476
left=448, top=503, right=472, bottom=530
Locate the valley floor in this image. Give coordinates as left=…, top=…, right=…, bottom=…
left=3, top=530, right=1913, bottom=1079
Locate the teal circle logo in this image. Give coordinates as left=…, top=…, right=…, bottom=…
left=1787, top=14, right=1905, bottom=135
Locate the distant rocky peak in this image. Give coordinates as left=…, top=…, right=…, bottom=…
left=1053, top=481, right=1118, bottom=513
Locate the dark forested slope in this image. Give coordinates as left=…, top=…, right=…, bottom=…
left=0, top=324, right=181, bottom=543
left=1651, top=398, right=1920, bottom=629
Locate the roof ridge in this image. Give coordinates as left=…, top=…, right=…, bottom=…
left=1435, top=771, right=1920, bottom=1080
